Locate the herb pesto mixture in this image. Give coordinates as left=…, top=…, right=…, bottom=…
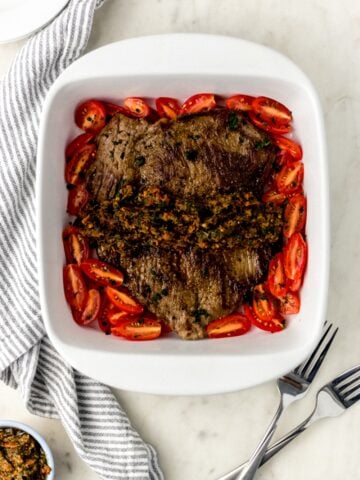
left=79, top=185, right=283, bottom=253
left=0, top=428, right=51, bottom=480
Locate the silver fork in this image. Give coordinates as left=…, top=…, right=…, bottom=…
left=217, top=322, right=338, bottom=480
left=218, top=363, right=360, bottom=479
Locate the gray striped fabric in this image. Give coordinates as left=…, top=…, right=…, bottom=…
left=0, top=1, right=163, bottom=478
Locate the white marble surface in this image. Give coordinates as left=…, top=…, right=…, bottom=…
left=1, top=0, right=360, bottom=478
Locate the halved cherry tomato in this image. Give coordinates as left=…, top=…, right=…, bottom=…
left=248, top=111, right=292, bottom=134
left=287, top=276, right=302, bottom=292
left=73, top=289, right=101, bottom=325
left=67, top=184, right=90, bottom=216
left=65, top=133, right=94, bottom=159
left=80, top=259, right=124, bottom=287
left=108, top=310, right=141, bottom=326
left=180, top=93, right=216, bottom=115
left=283, top=194, right=307, bottom=239
left=267, top=253, right=287, bottom=299
left=123, top=97, right=151, bottom=118
left=273, top=135, right=303, bottom=161
left=63, top=264, right=87, bottom=311
left=206, top=313, right=251, bottom=338
left=103, top=101, right=130, bottom=117
left=252, top=96, right=292, bottom=125
left=111, top=315, right=161, bottom=341
left=155, top=97, right=180, bottom=120
left=283, top=233, right=308, bottom=281
left=98, top=297, right=114, bottom=334
left=275, top=161, right=304, bottom=195
left=62, top=226, right=89, bottom=264
left=225, top=94, right=255, bottom=112
left=252, top=284, right=277, bottom=321
left=279, top=291, right=300, bottom=315
left=244, top=304, right=285, bottom=333
left=65, top=143, right=96, bottom=185
left=262, top=188, right=286, bottom=205
left=75, top=100, right=106, bottom=134
left=274, top=151, right=294, bottom=170
left=105, top=286, right=144, bottom=314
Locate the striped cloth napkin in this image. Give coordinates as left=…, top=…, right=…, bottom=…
left=0, top=0, right=163, bottom=478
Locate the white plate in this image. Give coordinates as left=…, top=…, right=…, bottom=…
left=0, top=0, right=69, bottom=44
left=36, top=34, right=329, bottom=395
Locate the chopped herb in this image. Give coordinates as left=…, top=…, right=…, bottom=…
left=150, top=269, right=162, bottom=279
left=151, top=293, right=162, bottom=303
left=192, top=308, right=210, bottom=323
left=185, top=149, right=198, bottom=161
left=134, top=156, right=146, bottom=167
left=144, top=284, right=152, bottom=295
left=255, top=139, right=271, bottom=150
left=161, top=288, right=169, bottom=296
left=228, top=111, right=239, bottom=130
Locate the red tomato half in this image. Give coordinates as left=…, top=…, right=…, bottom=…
left=243, top=304, right=285, bottom=333
left=75, top=100, right=106, bottom=134
left=267, top=253, right=287, bottom=299
left=262, top=188, right=286, bottom=205
left=123, top=97, right=151, bottom=118
left=103, top=101, right=130, bottom=117
left=252, top=284, right=277, bottom=321
left=111, top=316, right=161, bottom=341
left=65, top=133, right=94, bottom=159
left=283, top=194, right=307, bottom=239
left=62, top=226, right=89, bottom=265
left=248, top=111, right=292, bottom=135
left=98, top=297, right=114, bottom=334
left=105, top=287, right=144, bottom=314
left=67, top=184, right=90, bottom=216
left=65, top=144, right=96, bottom=185
left=108, top=310, right=141, bottom=326
left=279, top=291, right=300, bottom=315
left=180, top=93, right=216, bottom=115
left=73, top=288, right=101, bottom=325
left=63, top=264, right=87, bottom=311
left=287, top=276, right=302, bottom=292
left=252, top=96, right=292, bottom=125
left=283, top=233, right=308, bottom=281
left=80, top=259, right=124, bottom=287
left=273, top=135, right=303, bottom=161
left=276, top=161, right=304, bottom=195
left=155, top=97, right=180, bottom=120
left=206, top=313, right=251, bottom=338
left=225, top=94, right=255, bottom=112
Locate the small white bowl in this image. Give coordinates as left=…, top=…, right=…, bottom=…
left=36, top=34, right=329, bottom=395
left=0, top=420, right=55, bottom=479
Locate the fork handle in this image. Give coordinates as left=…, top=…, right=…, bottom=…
left=234, top=396, right=285, bottom=479
left=216, top=410, right=315, bottom=480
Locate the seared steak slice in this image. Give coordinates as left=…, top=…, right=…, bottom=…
left=86, top=109, right=277, bottom=201
left=81, top=108, right=281, bottom=340
left=97, top=242, right=271, bottom=340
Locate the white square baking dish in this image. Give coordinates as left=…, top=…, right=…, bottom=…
left=36, top=34, right=329, bottom=395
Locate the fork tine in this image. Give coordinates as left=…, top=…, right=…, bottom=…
left=293, top=323, right=332, bottom=376
left=345, top=391, right=360, bottom=406
left=332, top=365, right=360, bottom=387
left=341, top=382, right=360, bottom=400
left=296, top=324, right=338, bottom=382
left=336, top=373, right=360, bottom=393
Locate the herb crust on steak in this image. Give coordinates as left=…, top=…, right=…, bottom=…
left=78, top=108, right=283, bottom=339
